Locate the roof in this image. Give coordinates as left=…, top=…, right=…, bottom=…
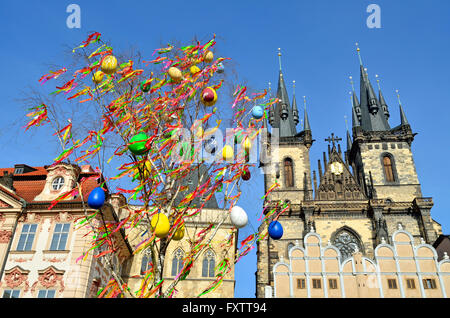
left=0, top=164, right=101, bottom=204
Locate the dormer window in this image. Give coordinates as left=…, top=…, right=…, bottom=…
left=52, top=177, right=65, bottom=190
left=14, top=167, right=24, bottom=174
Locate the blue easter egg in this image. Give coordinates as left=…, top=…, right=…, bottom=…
left=268, top=220, right=283, bottom=240
left=252, top=106, right=264, bottom=119
left=88, top=187, right=106, bottom=209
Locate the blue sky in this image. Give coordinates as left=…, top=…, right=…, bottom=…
left=0, top=1, right=449, bottom=298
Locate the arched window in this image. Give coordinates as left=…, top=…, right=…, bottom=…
left=383, top=155, right=396, bottom=182
left=332, top=229, right=362, bottom=261
left=284, top=158, right=294, bottom=188
left=171, top=248, right=184, bottom=277
left=202, top=250, right=215, bottom=278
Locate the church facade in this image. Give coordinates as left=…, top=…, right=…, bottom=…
left=256, top=51, right=449, bottom=298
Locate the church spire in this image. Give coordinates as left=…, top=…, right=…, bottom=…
left=270, top=48, right=298, bottom=138
left=376, top=75, right=390, bottom=120
left=354, top=43, right=390, bottom=131
left=292, top=80, right=299, bottom=125
left=303, top=96, right=311, bottom=131
left=396, top=90, right=409, bottom=126
left=345, top=115, right=352, bottom=151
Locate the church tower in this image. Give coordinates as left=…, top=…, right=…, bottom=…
left=256, top=46, right=445, bottom=298
left=256, top=49, right=314, bottom=297
left=262, top=49, right=314, bottom=205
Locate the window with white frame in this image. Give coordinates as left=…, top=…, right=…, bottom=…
left=2, top=289, right=20, bottom=298
left=52, top=177, right=65, bottom=190
left=37, top=289, right=55, bottom=298
left=50, top=223, right=70, bottom=251
left=17, top=224, right=37, bottom=251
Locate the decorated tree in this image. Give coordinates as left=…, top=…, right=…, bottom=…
left=25, top=32, right=282, bottom=298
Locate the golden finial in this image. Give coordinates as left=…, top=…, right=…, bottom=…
left=344, top=115, right=349, bottom=131
left=303, top=95, right=307, bottom=111
left=355, top=42, right=363, bottom=65
left=293, top=80, right=296, bottom=95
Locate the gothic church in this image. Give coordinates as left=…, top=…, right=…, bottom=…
left=256, top=48, right=449, bottom=298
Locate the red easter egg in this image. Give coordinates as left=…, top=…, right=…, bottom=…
left=242, top=166, right=251, bottom=181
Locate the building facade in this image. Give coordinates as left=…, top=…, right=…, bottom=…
left=0, top=163, right=236, bottom=298
left=256, top=51, right=448, bottom=298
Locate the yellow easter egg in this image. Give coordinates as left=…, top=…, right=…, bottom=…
left=92, top=71, right=104, bottom=84
left=168, top=67, right=182, bottom=83
left=190, top=65, right=201, bottom=75
left=134, top=161, right=152, bottom=180
left=222, top=145, right=234, bottom=161
left=150, top=213, right=170, bottom=238
left=243, top=137, right=252, bottom=153
left=101, top=55, right=118, bottom=75
left=173, top=222, right=185, bottom=241
left=204, top=51, right=214, bottom=63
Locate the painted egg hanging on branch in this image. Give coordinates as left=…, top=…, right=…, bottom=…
left=101, top=55, right=118, bottom=75
left=190, top=65, right=201, bottom=75
left=150, top=213, right=170, bottom=238
left=140, top=80, right=151, bottom=92
left=172, top=222, right=185, bottom=241
left=217, top=62, right=225, bottom=73
left=168, top=67, right=183, bottom=83
left=268, top=220, right=284, bottom=240
left=134, top=161, right=152, bottom=180
left=242, top=166, right=251, bottom=181
left=128, top=132, right=148, bottom=155
left=87, top=187, right=106, bottom=209
left=230, top=206, right=248, bottom=229
left=222, top=145, right=234, bottom=162
left=92, top=71, right=104, bottom=84
left=243, top=137, right=252, bottom=153
left=204, top=50, right=214, bottom=63
left=252, top=105, right=264, bottom=119
left=201, top=87, right=217, bottom=106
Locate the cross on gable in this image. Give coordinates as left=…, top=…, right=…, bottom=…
left=325, top=133, right=342, bottom=149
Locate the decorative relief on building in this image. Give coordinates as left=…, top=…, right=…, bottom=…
left=0, top=230, right=12, bottom=243
left=0, top=201, right=11, bottom=208
left=3, top=267, right=29, bottom=289
left=37, top=266, right=65, bottom=292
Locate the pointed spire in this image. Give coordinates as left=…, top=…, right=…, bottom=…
left=350, top=76, right=361, bottom=121
left=376, top=74, right=390, bottom=119
left=271, top=48, right=297, bottom=138
left=354, top=44, right=390, bottom=131
left=292, top=80, right=299, bottom=125
left=345, top=115, right=352, bottom=150
left=396, top=90, right=409, bottom=126
left=303, top=96, right=311, bottom=131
